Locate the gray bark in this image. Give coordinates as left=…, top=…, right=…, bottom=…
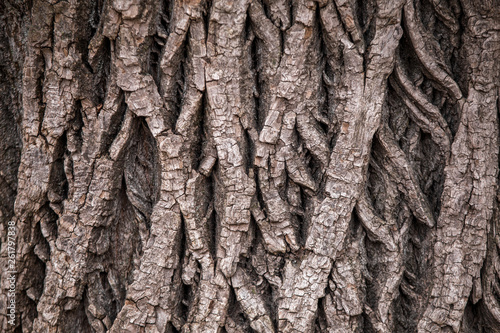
left=1, top=0, right=500, bottom=332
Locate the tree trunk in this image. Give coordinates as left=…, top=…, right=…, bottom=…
left=1, top=0, right=500, bottom=332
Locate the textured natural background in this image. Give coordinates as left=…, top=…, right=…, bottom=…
left=1, top=0, right=500, bottom=332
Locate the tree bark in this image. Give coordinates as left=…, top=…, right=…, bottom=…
left=1, top=0, right=500, bottom=332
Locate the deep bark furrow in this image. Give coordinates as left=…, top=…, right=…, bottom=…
left=375, top=125, right=435, bottom=228
left=403, top=0, right=463, bottom=102
left=391, top=60, right=452, bottom=158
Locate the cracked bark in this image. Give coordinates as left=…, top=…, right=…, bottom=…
left=2, top=0, right=500, bottom=332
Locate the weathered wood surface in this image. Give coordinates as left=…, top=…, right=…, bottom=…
left=1, top=0, right=500, bottom=332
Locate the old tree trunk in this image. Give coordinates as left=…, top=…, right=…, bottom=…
left=1, top=0, right=500, bottom=332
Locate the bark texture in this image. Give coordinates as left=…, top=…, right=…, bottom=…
left=1, top=0, right=500, bottom=332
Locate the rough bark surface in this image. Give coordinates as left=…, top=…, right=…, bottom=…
left=1, top=0, right=500, bottom=332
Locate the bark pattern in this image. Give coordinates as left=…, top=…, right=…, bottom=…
left=1, top=0, right=500, bottom=332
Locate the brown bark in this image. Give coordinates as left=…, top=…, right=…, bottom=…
left=1, top=0, right=500, bottom=332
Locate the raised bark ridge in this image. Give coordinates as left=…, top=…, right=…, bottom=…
left=1, top=0, right=500, bottom=332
